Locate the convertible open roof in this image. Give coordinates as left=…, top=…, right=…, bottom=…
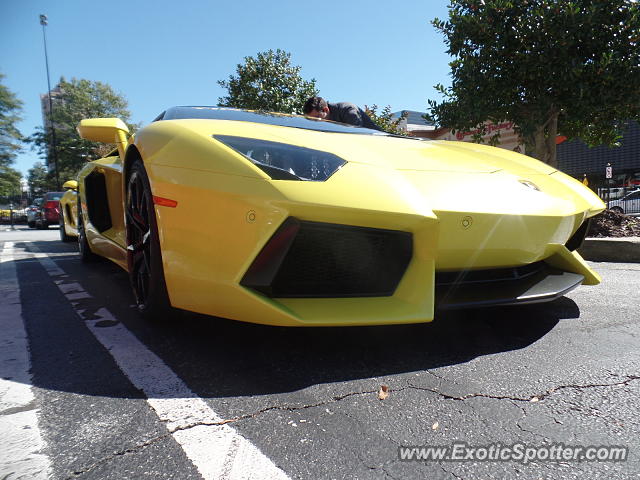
left=154, top=106, right=387, bottom=135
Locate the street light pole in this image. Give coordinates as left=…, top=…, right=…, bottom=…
left=39, top=14, right=61, bottom=190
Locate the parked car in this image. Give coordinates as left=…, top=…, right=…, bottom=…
left=59, top=180, right=79, bottom=241
left=597, top=187, right=625, bottom=200
left=73, top=106, right=605, bottom=326
left=27, top=198, right=43, bottom=228
left=609, top=190, right=640, bottom=215
left=34, top=191, right=64, bottom=229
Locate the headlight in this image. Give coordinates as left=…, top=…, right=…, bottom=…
left=213, top=135, right=346, bottom=181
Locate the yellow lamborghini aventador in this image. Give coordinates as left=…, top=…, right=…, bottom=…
left=59, top=180, right=79, bottom=242
left=74, top=107, right=605, bottom=326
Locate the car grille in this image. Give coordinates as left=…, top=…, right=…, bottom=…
left=241, top=218, right=413, bottom=297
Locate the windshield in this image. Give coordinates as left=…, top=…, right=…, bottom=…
left=44, top=193, right=64, bottom=201
left=157, top=106, right=389, bottom=136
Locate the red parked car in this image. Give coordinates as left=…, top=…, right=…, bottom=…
left=34, top=191, right=64, bottom=229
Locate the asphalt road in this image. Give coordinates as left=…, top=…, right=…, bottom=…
left=1, top=225, right=639, bottom=480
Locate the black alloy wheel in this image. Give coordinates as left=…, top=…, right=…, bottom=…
left=59, top=210, right=73, bottom=242
left=125, top=160, right=172, bottom=320
left=77, top=200, right=98, bottom=262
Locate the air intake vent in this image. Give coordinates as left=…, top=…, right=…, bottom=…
left=241, top=218, right=413, bottom=297
left=565, top=219, right=591, bottom=251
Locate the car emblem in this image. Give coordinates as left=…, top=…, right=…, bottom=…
left=461, top=216, right=473, bottom=229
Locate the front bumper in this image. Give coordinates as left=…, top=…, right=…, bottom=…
left=436, top=262, right=584, bottom=309
left=154, top=165, right=602, bottom=326
left=234, top=216, right=598, bottom=326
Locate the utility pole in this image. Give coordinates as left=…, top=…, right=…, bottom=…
left=40, top=14, right=60, bottom=190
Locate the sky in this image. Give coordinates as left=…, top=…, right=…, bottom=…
left=1, top=0, right=453, bottom=178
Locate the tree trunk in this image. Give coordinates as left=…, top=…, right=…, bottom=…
left=545, top=112, right=558, bottom=169
left=531, top=110, right=559, bottom=168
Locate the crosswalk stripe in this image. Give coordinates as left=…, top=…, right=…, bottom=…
left=26, top=242, right=289, bottom=480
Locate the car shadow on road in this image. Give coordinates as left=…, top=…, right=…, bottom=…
left=154, top=297, right=577, bottom=397
left=13, top=239, right=581, bottom=399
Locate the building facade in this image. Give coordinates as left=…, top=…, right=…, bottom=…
left=392, top=111, right=525, bottom=152
left=556, top=121, right=640, bottom=190
left=429, top=121, right=524, bottom=153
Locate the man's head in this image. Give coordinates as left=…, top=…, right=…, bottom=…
left=303, top=96, right=329, bottom=119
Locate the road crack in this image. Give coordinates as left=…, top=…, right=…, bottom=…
left=66, top=388, right=379, bottom=477
left=403, top=375, right=640, bottom=403
left=440, top=464, right=463, bottom=479
left=66, top=433, right=173, bottom=478
left=67, top=376, right=640, bottom=477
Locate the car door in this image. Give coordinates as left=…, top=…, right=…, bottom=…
left=623, top=191, right=640, bottom=213
left=81, top=152, right=126, bottom=267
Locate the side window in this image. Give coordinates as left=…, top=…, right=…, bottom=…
left=626, top=191, right=640, bottom=200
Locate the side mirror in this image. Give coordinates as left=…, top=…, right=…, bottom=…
left=77, top=118, right=129, bottom=144
left=63, top=180, right=78, bottom=191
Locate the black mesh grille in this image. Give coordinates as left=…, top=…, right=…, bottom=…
left=242, top=219, right=413, bottom=297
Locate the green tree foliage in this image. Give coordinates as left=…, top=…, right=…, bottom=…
left=0, top=73, right=23, bottom=198
left=30, top=77, right=135, bottom=184
left=218, top=49, right=318, bottom=114
left=427, top=0, right=640, bottom=167
left=365, top=105, right=408, bottom=135
left=27, top=162, right=53, bottom=198
left=0, top=167, right=21, bottom=199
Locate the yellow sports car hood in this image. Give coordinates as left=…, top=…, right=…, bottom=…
left=137, top=118, right=604, bottom=218
left=141, top=118, right=550, bottom=174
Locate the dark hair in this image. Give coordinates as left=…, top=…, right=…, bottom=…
left=302, top=96, right=328, bottom=114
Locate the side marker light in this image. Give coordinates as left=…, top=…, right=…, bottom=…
left=153, top=196, right=178, bottom=208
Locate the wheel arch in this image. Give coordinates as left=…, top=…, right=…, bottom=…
left=610, top=205, right=624, bottom=214
left=64, top=202, right=74, bottom=226
left=123, top=144, right=144, bottom=184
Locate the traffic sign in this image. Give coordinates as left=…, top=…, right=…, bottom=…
left=606, top=165, right=613, bottom=179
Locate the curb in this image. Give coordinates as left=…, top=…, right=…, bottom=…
left=579, top=237, right=640, bottom=263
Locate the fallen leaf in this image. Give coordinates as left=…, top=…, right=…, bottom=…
left=432, top=422, right=439, bottom=430
left=378, top=384, right=390, bottom=400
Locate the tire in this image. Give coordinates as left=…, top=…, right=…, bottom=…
left=610, top=206, right=624, bottom=214
left=59, top=210, right=73, bottom=242
left=28, top=221, right=35, bottom=228
left=78, top=201, right=99, bottom=262
left=125, top=160, right=172, bottom=321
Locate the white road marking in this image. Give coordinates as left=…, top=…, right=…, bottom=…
left=0, top=242, right=51, bottom=480
left=26, top=242, right=289, bottom=480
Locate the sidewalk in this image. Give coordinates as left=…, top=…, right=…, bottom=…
left=579, top=237, right=640, bottom=263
